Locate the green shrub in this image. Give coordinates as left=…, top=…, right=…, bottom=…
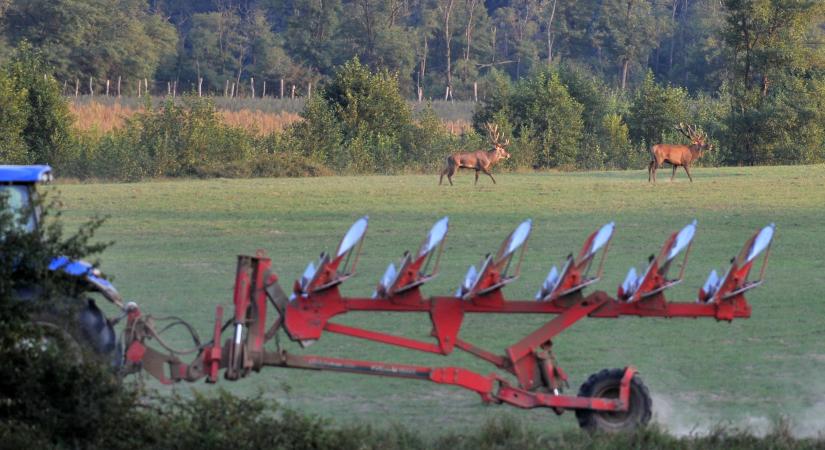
left=474, top=68, right=584, bottom=169
left=0, top=42, right=75, bottom=167
left=288, top=58, right=458, bottom=174
left=628, top=70, right=690, bottom=149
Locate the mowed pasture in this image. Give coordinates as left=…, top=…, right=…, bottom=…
left=54, top=165, right=825, bottom=436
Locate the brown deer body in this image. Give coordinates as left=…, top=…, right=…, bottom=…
left=649, top=123, right=712, bottom=183
left=439, top=124, right=511, bottom=186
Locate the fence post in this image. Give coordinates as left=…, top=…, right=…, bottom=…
left=75, top=79, right=79, bottom=98
left=224, top=79, right=229, bottom=97
left=118, top=76, right=122, bottom=97
left=280, top=79, right=284, bottom=99
left=89, top=77, right=94, bottom=97
left=173, top=80, right=177, bottom=97
left=308, top=82, right=312, bottom=98
left=291, top=84, right=295, bottom=99
left=231, top=82, right=236, bottom=98
left=198, top=77, right=203, bottom=97
left=474, top=82, right=478, bottom=102
left=144, top=78, right=149, bottom=96
left=250, top=77, right=255, bottom=98
left=262, top=80, right=266, bottom=98
left=106, top=79, right=110, bottom=96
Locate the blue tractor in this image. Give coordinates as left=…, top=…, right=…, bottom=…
left=1, top=165, right=121, bottom=365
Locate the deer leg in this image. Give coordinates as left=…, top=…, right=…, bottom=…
left=482, top=168, right=496, bottom=184
left=439, top=167, right=445, bottom=185
left=651, top=161, right=659, bottom=183
left=684, top=164, right=693, bottom=182
left=670, top=164, right=677, bottom=181
left=648, top=161, right=654, bottom=183
left=447, top=166, right=455, bottom=186
left=474, top=170, right=480, bottom=185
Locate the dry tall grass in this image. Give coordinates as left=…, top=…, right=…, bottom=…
left=71, top=101, right=301, bottom=135
left=70, top=101, right=137, bottom=133
left=443, top=120, right=473, bottom=135
left=219, top=109, right=302, bottom=134
left=70, top=100, right=469, bottom=136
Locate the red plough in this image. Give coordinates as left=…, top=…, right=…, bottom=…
left=121, top=218, right=774, bottom=431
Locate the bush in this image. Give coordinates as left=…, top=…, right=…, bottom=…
left=0, top=42, right=75, bottom=166
left=474, top=68, right=584, bottom=169
left=628, top=70, right=690, bottom=149
left=288, top=58, right=456, bottom=174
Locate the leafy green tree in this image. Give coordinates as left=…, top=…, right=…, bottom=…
left=2, top=0, right=178, bottom=83
left=722, top=0, right=825, bottom=165
left=475, top=68, right=584, bottom=168
left=0, top=69, right=28, bottom=163
left=628, top=70, right=689, bottom=148
left=337, top=0, right=417, bottom=82
left=593, top=0, right=661, bottom=89
left=289, top=58, right=416, bottom=172
left=3, top=44, right=75, bottom=166
left=273, top=0, right=343, bottom=77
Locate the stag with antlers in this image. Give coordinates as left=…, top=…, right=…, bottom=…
left=439, top=123, right=511, bottom=186
left=648, top=123, right=712, bottom=183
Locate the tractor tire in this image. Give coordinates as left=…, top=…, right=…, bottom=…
left=30, top=297, right=121, bottom=369
left=575, top=368, right=652, bottom=433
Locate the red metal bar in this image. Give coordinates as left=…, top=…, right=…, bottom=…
left=497, top=386, right=625, bottom=411
left=283, top=353, right=433, bottom=380
left=250, top=256, right=271, bottom=353
left=342, top=296, right=749, bottom=318
left=507, top=295, right=610, bottom=363
left=454, top=338, right=509, bottom=369
left=204, top=305, right=224, bottom=383
left=324, top=322, right=443, bottom=354
left=279, top=354, right=497, bottom=399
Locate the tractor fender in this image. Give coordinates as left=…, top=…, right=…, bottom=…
left=78, top=298, right=118, bottom=356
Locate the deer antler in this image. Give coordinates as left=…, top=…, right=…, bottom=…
left=485, top=123, right=510, bottom=147
left=485, top=123, right=500, bottom=144
left=675, top=123, right=693, bottom=140
left=675, top=123, right=706, bottom=144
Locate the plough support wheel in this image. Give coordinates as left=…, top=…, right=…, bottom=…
left=575, top=368, right=652, bottom=432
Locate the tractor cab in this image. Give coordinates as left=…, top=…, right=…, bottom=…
left=0, top=165, right=51, bottom=233
left=1, top=165, right=122, bottom=365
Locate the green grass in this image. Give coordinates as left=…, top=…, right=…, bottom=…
left=52, top=165, right=825, bottom=437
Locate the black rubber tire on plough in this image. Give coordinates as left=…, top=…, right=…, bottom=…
left=575, top=368, right=652, bottom=433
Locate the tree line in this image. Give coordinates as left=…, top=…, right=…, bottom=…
left=1, top=0, right=825, bottom=170
left=1, top=1, right=822, bottom=98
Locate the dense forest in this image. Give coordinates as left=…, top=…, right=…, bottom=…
left=1, top=0, right=824, bottom=175
left=1, top=0, right=822, bottom=98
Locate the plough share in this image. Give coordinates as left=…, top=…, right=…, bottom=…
left=121, top=217, right=774, bottom=432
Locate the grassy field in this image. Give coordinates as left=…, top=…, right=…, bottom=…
left=52, top=166, right=825, bottom=437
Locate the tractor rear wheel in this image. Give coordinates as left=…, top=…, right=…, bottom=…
left=30, top=297, right=121, bottom=369
left=575, top=368, right=652, bottom=432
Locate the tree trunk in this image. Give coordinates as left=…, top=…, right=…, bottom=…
left=442, top=0, right=456, bottom=100
left=621, top=0, right=633, bottom=90
left=464, top=0, right=479, bottom=64
left=547, top=0, right=557, bottom=65
left=669, top=0, right=677, bottom=72
left=621, top=59, right=629, bottom=90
